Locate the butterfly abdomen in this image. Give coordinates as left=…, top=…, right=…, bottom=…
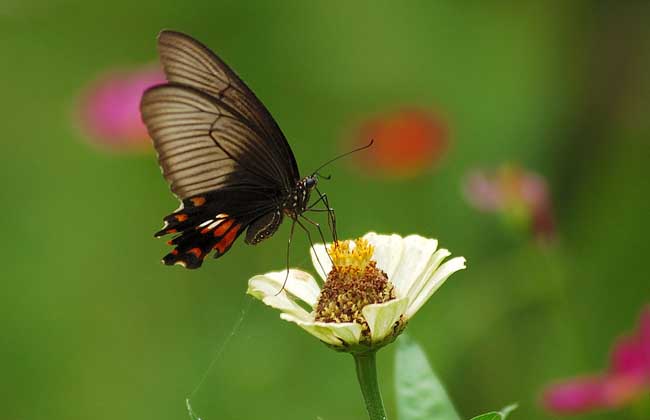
left=245, top=210, right=283, bottom=245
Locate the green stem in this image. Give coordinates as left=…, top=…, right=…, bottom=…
left=353, top=351, right=387, bottom=420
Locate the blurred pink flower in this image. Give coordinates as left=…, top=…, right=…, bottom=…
left=347, top=108, right=449, bottom=178
left=76, top=66, right=165, bottom=150
left=463, top=165, right=555, bottom=242
left=542, top=306, right=650, bottom=415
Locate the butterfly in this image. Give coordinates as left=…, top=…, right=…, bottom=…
left=140, top=30, right=335, bottom=269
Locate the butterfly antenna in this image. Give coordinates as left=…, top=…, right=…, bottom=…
left=310, top=139, right=374, bottom=176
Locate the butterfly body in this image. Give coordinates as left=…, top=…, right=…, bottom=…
left=244, top=175, right=318, bottom=245
left=141, top=30, right=324, bottom=269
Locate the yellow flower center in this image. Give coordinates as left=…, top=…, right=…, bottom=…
left=329, top=238, right=375, bottom=269
left=315, top=239, right=396, bottom=336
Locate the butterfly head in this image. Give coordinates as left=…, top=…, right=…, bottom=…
left=304, top=175, right=318, bottom=191
left=284, top=176, right=318, bottom=218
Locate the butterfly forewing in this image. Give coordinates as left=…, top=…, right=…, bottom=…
left=141, top=84, right=287, bottom=198
left=156, top=30, right=299, bottom=190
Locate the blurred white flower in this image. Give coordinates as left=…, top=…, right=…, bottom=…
left=247, top=232, right=466, bottom=352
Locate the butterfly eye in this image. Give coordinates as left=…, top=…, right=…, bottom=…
left=305, top=176, right=317, bottom=190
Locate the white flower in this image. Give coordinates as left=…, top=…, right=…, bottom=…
left=247, top=232, right=466, bottom=352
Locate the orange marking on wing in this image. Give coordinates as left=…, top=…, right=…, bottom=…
left=167, top=240, right=174, bottom=245
left=171, top=249, right=179, bottom=255
left=201, top=227, right=211, bottom=234
left=213, top=219, right=234, bottom=237
left=187, top=248, right=202, bottom=258
left=166, top=228, right=177, bottom=234
left=190, top=196, right=206, bottom=206
left=214, top=223, right=241, bottom=254
left=175, top=214, right=188, bottom=222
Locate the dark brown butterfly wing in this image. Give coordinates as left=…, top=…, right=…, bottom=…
left=141, top=30, right=300, bottom=268
left=156, top=30, right=299, bottom=191
left=154, top=190, right=278, bottom=268
left=141, top=84, right=288, bottom=198
left=157, top=201, right=244, bottom=268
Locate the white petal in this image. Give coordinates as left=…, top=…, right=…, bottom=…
left=248, top=269, right=320, bottom=307
left=310, top=242, right=333, bottom=281
left=279, top=313, right=362, bottom=346
left=363, top=232, right=404, bottom=280
left=247, top=271, right=316, bottom=321
left=316, top=321, right=363, bottom=345
left=403, top=248, right=450, bottom=303
left=406, top=257, right=466, bottom=318
left=362, top=297, right=409, bottom=342
left=388, top=234, right=439, bottom=298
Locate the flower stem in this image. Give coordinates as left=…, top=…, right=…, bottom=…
left=353, top=351, right=387, bottom=420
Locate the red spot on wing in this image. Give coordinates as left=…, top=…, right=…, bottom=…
left=175, top=214, right=188, bottom=222
left=188, top=248, right=202, bottom=258
left=214, top=224, right=241, bottom=254
left=213, top=219, right=234, bottom=237
left=171, top=249, right=179, bottom=255
left=190, top=196, right=206, bottom=206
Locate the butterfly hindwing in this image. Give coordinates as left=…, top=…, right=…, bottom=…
left=157, top=194, right=249, bottom=268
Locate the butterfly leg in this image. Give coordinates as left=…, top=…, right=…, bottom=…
left=295, top=217, right=330, bottom=276
left=299, top=214, right=335, bottom=268
left=275, top=219, right=297, bottom=296
left=304, top=206, right=336, bottom=243
left=308, top=187, right=337, bottom=243
left=319, top=191, right=337, bottom=243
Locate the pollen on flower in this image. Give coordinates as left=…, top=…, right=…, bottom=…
left=315, top=239, right=396, bottom=337
left=328, top=238, right=375, bottom=269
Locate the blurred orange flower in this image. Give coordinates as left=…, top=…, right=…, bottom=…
left=347, top=108, right=449, bottom=178
left=463, top=165, right=555, bottom=242
left=542, top=306, right=650, bottom=414
left=76, top=66, right=165, bottom=151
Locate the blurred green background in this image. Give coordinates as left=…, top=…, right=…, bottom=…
left=2, top=1, right=649, bottom=419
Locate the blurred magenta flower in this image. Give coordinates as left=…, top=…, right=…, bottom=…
left=348, top=108, right=449, bottom=178
left=463, top=165, right=555, bottom=242
left=542, top=306, right=650, bottom=414
left=76, top=66, right=165, bottom=150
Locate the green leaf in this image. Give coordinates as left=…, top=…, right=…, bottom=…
left=469, top=404, right=518, bottom=420
left=395, top=334, right=461, bottom=420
